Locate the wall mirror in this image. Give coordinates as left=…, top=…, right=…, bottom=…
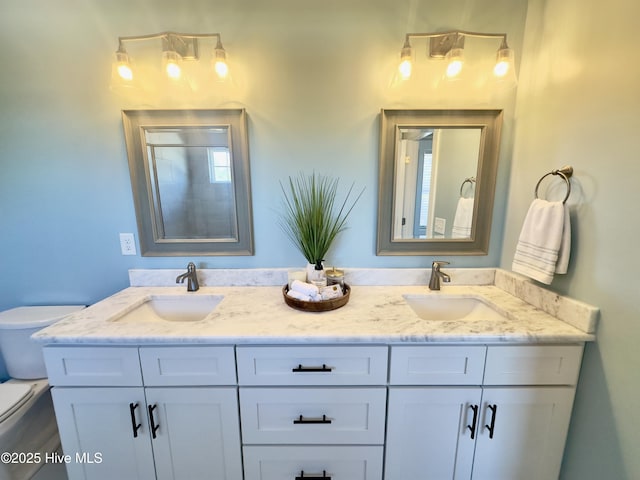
left=122, top=109, right=254, bottom=256
left=377, top=109, right=502, bottom=255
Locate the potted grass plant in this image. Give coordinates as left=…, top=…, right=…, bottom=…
left=279, top=172, right=364, bottom=281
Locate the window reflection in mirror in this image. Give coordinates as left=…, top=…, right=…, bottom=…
left=144, top=127, right=237, bottom=240
left=123, top=109, right=253, bottom=256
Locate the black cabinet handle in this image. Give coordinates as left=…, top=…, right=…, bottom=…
left=129, top=402, right=142, bottom=438
left=148, top=404, right=160, bottom=439
left=292, top=364, right=334, bottom=373
left=484, top=404, right=497, bottom=439
left=293, top=414, right=332, bottom=425
left=466, top=404, right=479, bottom=439
left=295, top=471, right=331, bottom=480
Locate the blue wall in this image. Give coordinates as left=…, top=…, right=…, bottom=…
left=0, top=0, right=526, bottom=310
left=501, top=0, right=640, bottom=477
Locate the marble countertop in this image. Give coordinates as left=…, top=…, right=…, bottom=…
left=33, top=270, right=597, bottom=345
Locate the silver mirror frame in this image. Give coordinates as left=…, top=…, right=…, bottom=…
left=123, top=109, right=254, bottom=256
left=377, top=109, right=503, bottom=255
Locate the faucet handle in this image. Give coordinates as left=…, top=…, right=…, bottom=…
left=432, top=261, right=450, bottom=269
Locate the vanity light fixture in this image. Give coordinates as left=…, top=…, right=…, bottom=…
left=398, top=30, right=515, bottom=80
left=493, top=39, right=514, bottom=77
left=114, top=31, right=230, bottom=82
left=115, top=48, right=134, bottom=81
left=398, top=39, right=413, bottom=80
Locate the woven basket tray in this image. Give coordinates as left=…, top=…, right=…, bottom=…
left=282, top=283, right=351, bottom=312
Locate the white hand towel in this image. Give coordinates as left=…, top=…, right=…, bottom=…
left=512, top=199, right=571, bottom=284
left=451, top=197, right=474, bottom=239
left=290, top=280, right=320, bottom=297
left=287, top=290, right=311, bottom=302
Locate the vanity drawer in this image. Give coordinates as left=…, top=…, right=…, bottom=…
left=484, top=344, right=584, bottom=385
left=44, top=346, right=142, bottom=386
left=243, top=446, right=383, bottom=480
left=139, top=346, right=236, bottom=386
left=240, top=387, right=386, bottom=445
left=236, top=346, right=388, bottom=385
left=389, top=346, right=486, bottom=385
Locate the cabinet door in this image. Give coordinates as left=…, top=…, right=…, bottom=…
left=472, top=387, right=576, bottom=480
left=51, top=387, right=156, bottom=480
left=145, top=387, right=243, bottom=480
left=385, top=387, right=482, bottom=480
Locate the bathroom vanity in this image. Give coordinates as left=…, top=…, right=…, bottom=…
left=34, top=269, right=598, bottom=480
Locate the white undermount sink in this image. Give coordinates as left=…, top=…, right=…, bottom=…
left=111, top=295, right=224, bottom=323
left=403, top=294, right=509, bottom=321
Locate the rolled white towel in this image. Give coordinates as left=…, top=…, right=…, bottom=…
left=290, top=280, right=320, bottom=297
left=286, top=290, right=312, bottom=302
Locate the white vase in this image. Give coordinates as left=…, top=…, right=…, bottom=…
left=306, top=262, right=327, bottom=287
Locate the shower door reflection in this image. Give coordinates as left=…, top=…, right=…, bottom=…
left=145, top=128, right=237, bottom=240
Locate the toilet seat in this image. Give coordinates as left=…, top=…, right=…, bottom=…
left=0, top=384, right=34, bottom=423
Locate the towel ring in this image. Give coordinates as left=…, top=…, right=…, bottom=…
left=534, top=165, right=573, bottom=204
left=459, top=177, right=476, bottom=197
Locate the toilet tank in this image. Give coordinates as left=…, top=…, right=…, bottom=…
left=0, top=306, right=85, bottom=379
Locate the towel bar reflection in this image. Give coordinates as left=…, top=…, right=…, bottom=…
left=459, top=176, right=476, bottom=197
left=534, top=165, right=573, bottom=204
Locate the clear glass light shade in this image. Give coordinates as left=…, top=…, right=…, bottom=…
left=115, top=51, right=133, bottom=81
left=163, top=50, right=182, bottom=79
left=398, top=45, right=413, bottom=80
left=445, top=47, right=464, bottom=78
left=493, top=47, right=514, bottom=77
left=213, top=48, right=229, bottom=79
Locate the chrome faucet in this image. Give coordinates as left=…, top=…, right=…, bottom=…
left=176, top=262, right=199, bottom=292
left=429, top=261, right=451, bottom=290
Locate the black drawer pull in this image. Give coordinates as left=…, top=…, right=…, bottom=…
left=466, top=404, right=479, bottom=439
left=484, top=404, right=497, bottom=439
left=129, top=402, right=142, bottom=438
left=293, top=414, right=332, bottom=425
left=148, top=404, right=160, bottom=439
left=292, top=364, right=334, bottom=373
left=295, top=470, right=331, bottom=480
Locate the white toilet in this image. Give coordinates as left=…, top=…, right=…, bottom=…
left=0, top=305, right=84, bottom=480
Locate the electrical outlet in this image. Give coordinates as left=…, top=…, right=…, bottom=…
left=119, top=233, right=137, bottom=256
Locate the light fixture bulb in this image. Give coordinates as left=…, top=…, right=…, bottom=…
left=213, top=45, right=229, bottom=79
left=163, top=50, right=182, bottom=80
left=215, top=60, right=228, bottom=78
left=494, top=47, right=514, bottom=77
left=398, top=41, right=413, bottom=80
left=115, top=50, right=133, bottom=81
left=445, top=47, right=464, bottom=78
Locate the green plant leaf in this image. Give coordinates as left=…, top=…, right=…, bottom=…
left=278, top=172, right=364, bottom=264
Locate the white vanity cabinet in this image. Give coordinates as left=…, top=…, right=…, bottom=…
left=384, top=344, right=584, bottom=480
left=237, top=345, right=387, bottom=480
left=44, top=346, right=243, bottom=480
left=43, top=342, right=585, bottom=480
